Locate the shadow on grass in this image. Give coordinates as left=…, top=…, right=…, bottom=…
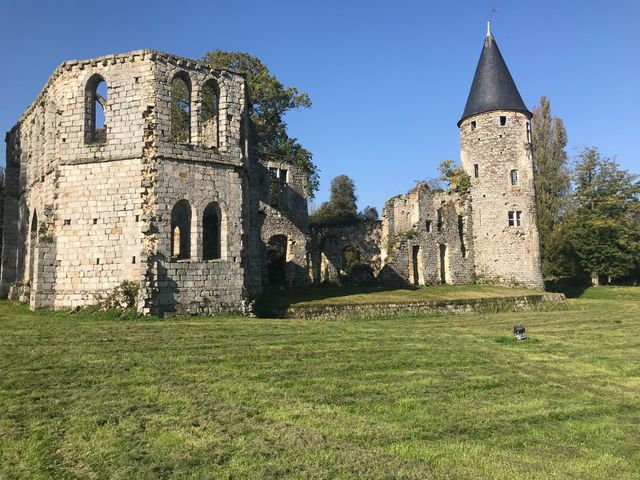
left=255, top=284, right=416, bottom=315
left=545, top=276, right=591, bottom=298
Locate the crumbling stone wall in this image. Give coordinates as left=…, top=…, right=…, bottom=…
left=247, top=157, right=310, bottom=290
left=309, top=221, right=382, bottom=284
left=460, top=110, right=544, bottom=289
left=381, top=184, right=474, bottom=286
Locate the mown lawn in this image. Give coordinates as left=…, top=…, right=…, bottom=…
left=1, top=287, right=639, bottom=479
left=258, top=284, right=541, bottom=310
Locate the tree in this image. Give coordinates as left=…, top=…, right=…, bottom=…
left=531, top=96, right=571, bottom=276
left=360, top=206, right=379, bottom=221
left=202, top=51, right=319, bottom=197
left=567, top=148, right=640, bottom=285
left=437, top=159, right=470, bottom=194
left=309, top=175, right=382, bottom=226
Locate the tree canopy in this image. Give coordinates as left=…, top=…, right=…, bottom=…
left=437, top=159, right=470, bottom=195
left=566, top=147, right=640, bottom=284
left=309, top=175, right=378, bottom=226
left=202, top=51, right=319, bottom=197
left=531, top=96, right=571, bottom=276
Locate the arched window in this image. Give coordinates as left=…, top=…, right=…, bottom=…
left=203, top=202, right=222, bottom=260
left=510, top=169, right=519, bottom=186
left=201, top=80, right=220, bottom=148
left=170, top=200, right=191, bottom=259
left=171, top=72, right=191, bottom=143
left=85, top=74, right=107, bottom=144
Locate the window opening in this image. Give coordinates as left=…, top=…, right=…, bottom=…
left=171, top=200, right=191, bottom=259
left=201, top=80, right=220, bottom=148
left=341, top=246, right=361, bottom=275
left=269, top=168, right=288, bottom=208
left=171, top=73, right=191, bottom=143
left=508, top=210, right=522, bottom=227
left=510, top=169, right=519, bottom=186
left=474, top=164, right=479, bottom=178
left=457, top=215, right=466, bottom=258
left=437, top=208, right=443, bottom=232
left=85, top=75, right=107, bottom=144
left=203, top=202, right=222, bottom=260
left=500, top=116, right=507, bottom=126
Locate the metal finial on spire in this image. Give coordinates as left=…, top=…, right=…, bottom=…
left=488, top=4, right=497, bottom=36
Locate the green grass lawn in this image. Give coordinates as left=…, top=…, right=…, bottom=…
left=258, top=284, right=542, bottom=310
left=1, top=287, right=639, bottom=479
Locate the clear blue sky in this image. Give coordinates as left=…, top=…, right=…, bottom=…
left=1, top=0, right=638, bottom=211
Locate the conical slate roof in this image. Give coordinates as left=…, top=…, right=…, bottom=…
left=458, top=26, right=531, bottom=126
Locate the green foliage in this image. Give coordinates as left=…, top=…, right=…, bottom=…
left=567, top=147, right=640, bottom=282
left=310, top=175, right=375, bottom=226
left=170, top=76, right=191, bottom=143
left=97, top=280, right=140, bottom=310
left=532, top=97, right=572, bottom=276
left=360, top=205, right=379, bottom=221
left=437, top=159, right=470, bottom=194
left=202, top=51, right=319, bottom=197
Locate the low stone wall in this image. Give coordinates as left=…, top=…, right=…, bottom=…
left=272, top=292, right=565, bottom=319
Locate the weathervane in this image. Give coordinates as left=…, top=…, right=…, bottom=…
left=487, top=4, right=497, bottom=36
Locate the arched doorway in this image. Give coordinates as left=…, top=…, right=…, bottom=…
left=267, top=235, right=287, bottom=286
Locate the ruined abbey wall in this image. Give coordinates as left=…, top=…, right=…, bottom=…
left=381, top=185, right=474, bottom=286
left=309, top=221, right=382, bottom=284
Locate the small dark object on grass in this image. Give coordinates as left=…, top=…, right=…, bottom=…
left=513, top=324, right=528, bottom=341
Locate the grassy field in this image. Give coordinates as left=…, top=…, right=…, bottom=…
left=258, top=284, right=541, bottom=310
left=1, top=286, right=639, bottom=479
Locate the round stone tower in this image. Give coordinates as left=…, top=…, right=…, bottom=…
left=459, top=24, right=544, bottom=289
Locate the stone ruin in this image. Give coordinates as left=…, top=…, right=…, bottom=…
left=1, top=28, right=544, bottom=315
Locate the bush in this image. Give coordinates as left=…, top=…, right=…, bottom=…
left=97, top=281, right=140, bottom=309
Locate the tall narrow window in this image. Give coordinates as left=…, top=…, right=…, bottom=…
left=470, top=120, right=476, bottom=131
left=510, top=169, right=519, bottom=186
left=85, top=74, right=107, bottom=144
left=474, top=164, right=479, bottom=178
left=269, top=168, right=288, bottom=209
left=437, top=208, right=443, bottom=232
left=425, top=219, right=432, bottom=232
left=457, top=215, right=466, bottom=258
left=201, top=80, right=220, bottom=148
left=526, top=121, right=532, bottom=143
left=203, top=202, right=222, bottom=260
left=508, top=210, right=522, bottom=227
left=500, top=116, right=507, bottom=126
left=27, top=211, right=38, bottom=286
left=171, top=200, right=191, bottom=259
left=171, top=73, right=191, bottom=143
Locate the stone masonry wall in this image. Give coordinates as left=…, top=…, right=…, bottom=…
left=460, top=110, right=544, bottom=289
left=381, top=184, right=474, bottom=286
left=145, top=56, right=247, bottom=314
left=247, top=156, right=310, bottom=290
left=309, top=221, right=382, bottom=284
left=1, top=50, right=251, bottom=313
